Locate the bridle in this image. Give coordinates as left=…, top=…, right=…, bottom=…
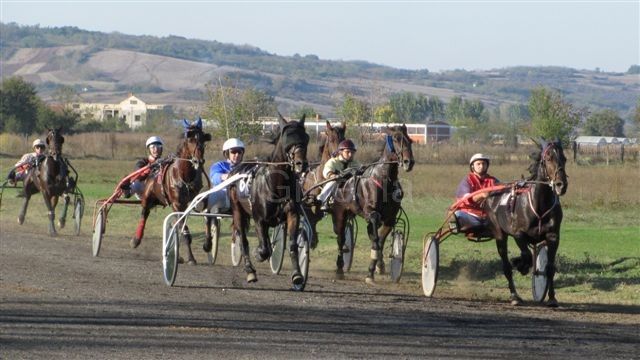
left=539, top=143, right=566, bottom=189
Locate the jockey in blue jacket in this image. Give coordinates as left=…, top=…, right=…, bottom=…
left=208, top=138, right=245, bottom=213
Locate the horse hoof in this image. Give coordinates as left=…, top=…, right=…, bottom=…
left=365, top=277, right=375, bottom=285
left=130, top=237, right=141, bottom=249
left=335, top=268, right=345, bottom=280
left=510, top=296, right=523, bottom=306
left=178, top=257, right=185, bottom=264
left=203, top=241, right=212, bottom=253
left=253, top=248, right=270, bottom=262
left=376, top=262, right=386, bottom=275
left=187, top=259, right=197, bottom=266
left=17, top=216, right=25, bottom=225
left=246, top=272, right=257, bottom=283
left=58, top=220, right=65, bottom=229
left=547, top=298, right=559, bottom=308
left=292, top=273, right=304, bottom=286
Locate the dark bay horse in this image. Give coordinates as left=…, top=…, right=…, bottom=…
left=228, top=114, right=310, bottom=287
left=331, top=125, right=414, bottom=283
left=484, top=138, right=568, bottom=306
left=131, top=119, right=211, bottom=265
left=19, top=127, right=71, bottom=236
left=302, top=120, right=346, bottom=240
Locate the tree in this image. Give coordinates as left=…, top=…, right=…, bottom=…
left=374, top=104, right=395, bottom=123
left=584, top=109, right=625, bottom=137
left=528, top=87, right=581, bottom=144
left=36, top=103, right=80, bottom=133
left=291, top=106, right=320, bottom=120
left=0, top=76, right=39, bottom=134
left=634, top=97, right=640, bottom=127
left=204, top=80, right=277, bottom=140
left=335, top=93, right=372, bottom=142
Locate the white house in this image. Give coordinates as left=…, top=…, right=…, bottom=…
left=72, top=94, right=170, bottom=129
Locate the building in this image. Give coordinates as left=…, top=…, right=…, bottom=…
left=72, top=94, right=170, bottom=129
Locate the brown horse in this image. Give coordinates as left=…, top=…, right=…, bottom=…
left=19, top=127, right=71, bottom=236
left=484, top=138, right=568, bottom=306
left=301, top=120, right=346, bottom=241
left=331, top=125, right=414, bottom=283
left=131, top=119, right=211, bottom=265
left=228, top=114, right=310, bottom=287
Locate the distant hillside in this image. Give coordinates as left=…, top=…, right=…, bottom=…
left=1, top=22, right=638, bottom=118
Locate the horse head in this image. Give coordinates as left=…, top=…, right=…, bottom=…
left=382, top=124, right=415, bottom=172
left=539, top=138, right=568, bottom=196
left=46, top=127, right=65, bottom=160
left=319, top=120, right=346, bottom=161
left=180, top=118, right=212, bottom=170
left=270, top=113, right=310, bottom=175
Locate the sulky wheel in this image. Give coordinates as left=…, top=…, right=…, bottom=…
left=532, top=244, right=550, bottom=302
left=421, top=235, right=439, bottom=297
left=269, top=223, right=286, bottom=274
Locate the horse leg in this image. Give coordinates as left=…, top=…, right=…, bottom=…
left=252, top=221, right=271, bottom=262
left=287, top=217, right=303, bottom=286
left=181, top=224, right=197, bottom=265
left=545, top=232, right=560, bottom=307
left=18, top=192, right=32, bottom=225
left=43, top=193, right=57, bottom=237
left=510, top=232, right=533, bottom=275
left=131, top=207, right=151, bottom=248
left=58, top=194, right=70, bottom=229
left=241, top=222, right=257, bottom=283
left=332, top=211, right=346, bottom=279
left=375, top=225, right=393, bottom=275
left=496, top=235, right=522, bottom=305
left=202, top=215, right=212, bottom=253
left=365, top=212, right=382, bottom=284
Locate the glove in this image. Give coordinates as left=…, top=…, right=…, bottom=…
left=356, top=165, right=366, bottom=176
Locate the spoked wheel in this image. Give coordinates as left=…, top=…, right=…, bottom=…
left=292, top=220, right=311, bottom=292
left=532, top=244, right=549, bottom=302
left=389, top=230, right=406, bottom=283
left=207, top=218, right=220, bottom=265
left=269, top=223, right=286, bottom=274
left=163, top=215, right=180, bottom=287
left=92, top=208, right=105, bottom=257
left=421, top=235, right=439, bottom=297
left=230, top=229, right=242, bottom=267
left=342, top=219, right=356, bottom=272
left=73, top=196, right=84, bottom=236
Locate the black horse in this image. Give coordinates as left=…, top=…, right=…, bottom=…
left=228, top=114, right=310, bottom=287
left=331, top=125, right=414, bottom=283
left=19, top=128, right=72, bottom=236
left=484, top=138, right=568, bottom=306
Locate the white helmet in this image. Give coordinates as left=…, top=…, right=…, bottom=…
left=469, top=153, right=490, bottom=166
left=145, top=136, right=164, bottom=148
left=32, top=139, right=46, bottom=148
left=222, top=138, right=245, bottom=152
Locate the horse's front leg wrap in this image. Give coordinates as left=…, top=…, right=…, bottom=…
left=135, top=220, right=146, bottom=241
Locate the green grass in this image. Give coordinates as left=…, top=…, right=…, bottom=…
left=1, top=158, right=638, bottom=305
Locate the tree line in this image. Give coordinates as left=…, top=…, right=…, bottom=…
left=2, top=76, right=638, bottom=147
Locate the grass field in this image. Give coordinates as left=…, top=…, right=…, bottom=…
left=1, top=157, right=638, bottom=305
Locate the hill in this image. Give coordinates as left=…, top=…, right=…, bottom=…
left=1, top=23, right=638, bottom=118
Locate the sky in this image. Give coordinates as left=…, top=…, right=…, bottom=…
left=1, top=1, right=638, bottom=73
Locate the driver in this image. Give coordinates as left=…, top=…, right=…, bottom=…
left=207, top=138, right=245, bottom=213
left=6, top=139, right=47, bottom=185
left=122, top=136, right=164, bottom=199
left=450, top=153, right=499, bottom=239
left=316, top=139, right=361, bottom=212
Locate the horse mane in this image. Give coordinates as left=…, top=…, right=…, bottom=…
left=527, top=150, right=541, bottom=181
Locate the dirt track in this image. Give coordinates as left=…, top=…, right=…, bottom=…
left=1, top=225, right=638, bottom=359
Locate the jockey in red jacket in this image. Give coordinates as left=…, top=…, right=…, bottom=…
left=450, top=153, right=499, bottom=238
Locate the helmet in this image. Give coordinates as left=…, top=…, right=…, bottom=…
left=222, top=138, right=245, bottom=152
left=338, top=139, right=357, bottom=152
left=145, top=136, right=164, bottom=148
left=32, top=139, right=46, bottom=148
left=469, top=153, right=490, bottom=166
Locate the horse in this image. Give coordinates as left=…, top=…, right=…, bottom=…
left=228, top=114, right=310, bottom=287
left=301, top=120, right=346, bottom=240
left=330, top=125, right=414, bottom=283
left=131, top=119, right=212, bottom=265
left=19, top=127, right=72, bottom=236
left=483, top=138, right=568, bottom=306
